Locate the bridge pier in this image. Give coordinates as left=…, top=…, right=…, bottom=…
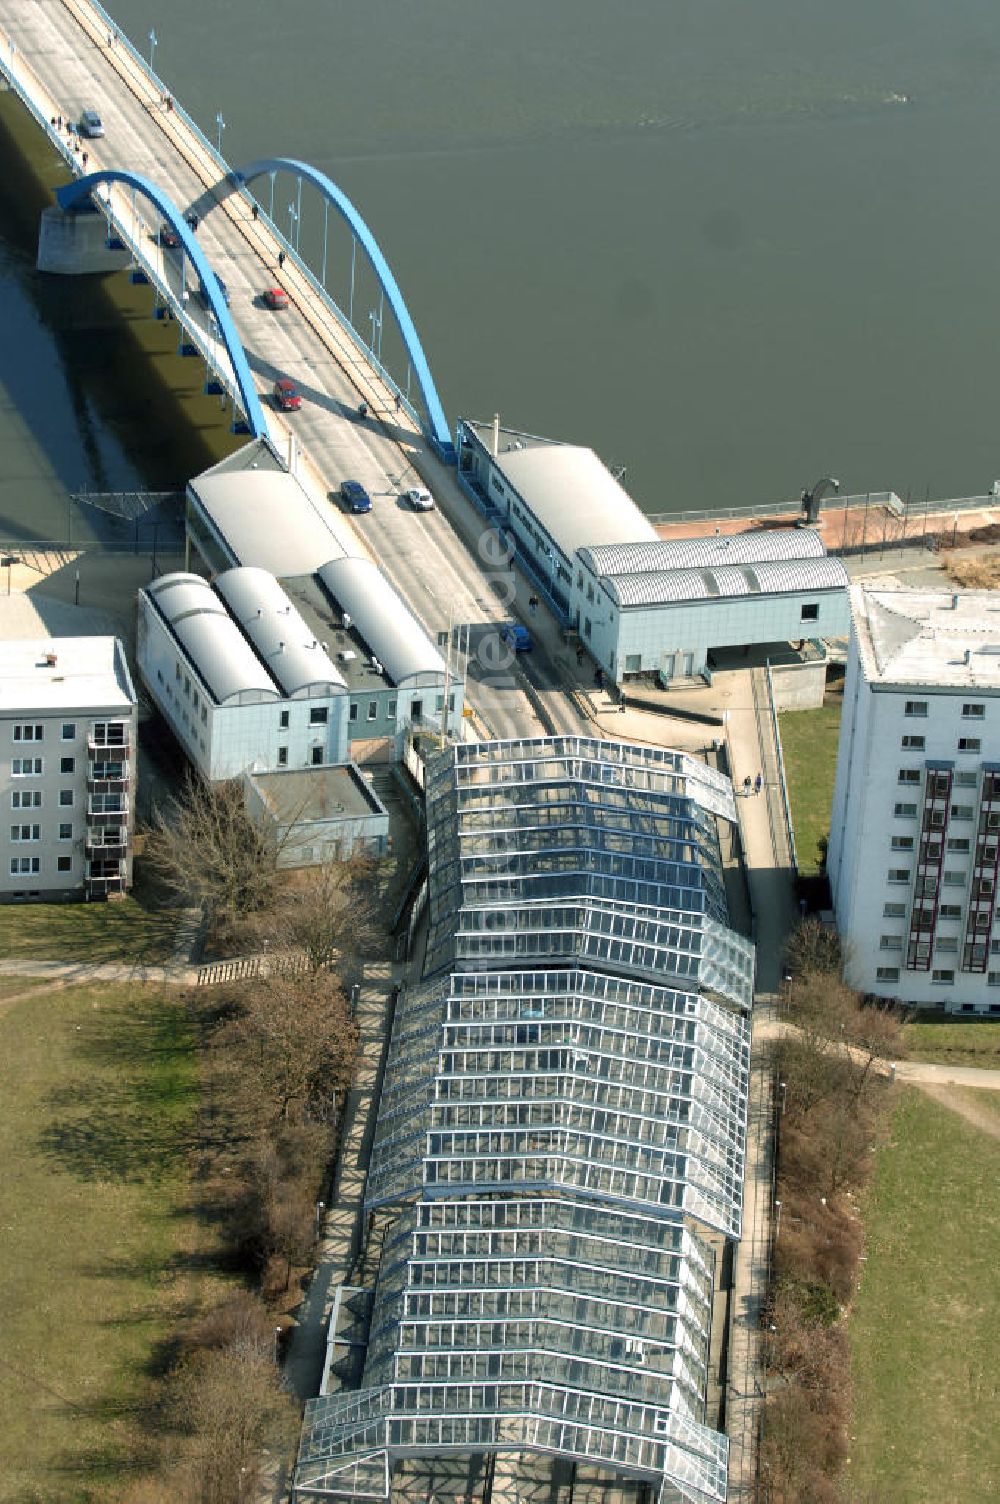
left=36, top=205, right=131, bottom=276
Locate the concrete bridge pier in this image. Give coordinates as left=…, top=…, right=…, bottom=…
left=36, top=204, right=131, bottom=275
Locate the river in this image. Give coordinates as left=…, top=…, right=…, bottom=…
left=1, top=0, right=999, bottom=535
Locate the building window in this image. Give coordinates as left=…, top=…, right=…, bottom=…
left=893, top=802, right=917, bottom=818
left=904, top=700, right=928, bottom=717
left=311, top=747, right=323, bottom=766
left=958, top=737, right=981, bottom=753
left=60, top=756, right=75, bottom=774
left=939, top=904, right=962, bottom=920
left=989, top=972, right=1000, bottom=987
left=366, top=701, right=378, bottom=722
left=387, top=700, right=397, bottom=718
left=279, top=710, right=290, bottom=730
left=876, top=967, right=900, bottom=983
left=58, top=823, right=72, bottom=841
left=935, top=936, right=958, bottom=953
left=9, top=857, right=40, bottom=875
left=277, top=747, right=288, bottom=767
left=942, top=869, right=966, bottom=886
left=883, top=902, right=906, bottom=917
left=11, top=758, right=42, bottom=777
left=947, top=838, right=970, bottom=853
left=201, top=706, right=208, bottom=725
left=59, top=790, right=73, bottom=807
left=962, top=703, right=985, bottom=719
left=60, top=722, right=76, bottom=740
left=800, top=603, right=819, bottom=622
left=584, top=618, right=592, bottom=639
left=183, top=676, right=191, bottom=697
left=888, top=868, right=911, bottom=884
left=898, top=769, right=920, bottom=784
left=92, top=722, right=127, bottom=746
left=950, top=804, right=973, bottom=820
left=891, top=836, right=914, bottom=851
left=310, top=707, right=328, bottom=726
left=10, top=824, right=40, bottom=842
left=11, top=791, right=42, bottom=809
left=931, top=969, right=955, bottom=985
left=175, top=663, right=182, bottom=682
left=57, top=856, right=72, bottom=873
left=954, top=770, right=978, bottom=787
left=349, top=702, right=358, bottom=722
left=901, top=735, right=925, bottom=750
left=12, top=724, right=43, bottom=742
left=879, top=934, right=903, bottom=950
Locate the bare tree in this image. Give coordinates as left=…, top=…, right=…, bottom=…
left=172, top=1339, right=298, bottom=1504
left=253, top=854, right=378, bottom=976
left=784, top=917, right=842, bottom=977
left=228, top=970, right=358, bottom=1123
left=146, top=774, right=279, bottom=923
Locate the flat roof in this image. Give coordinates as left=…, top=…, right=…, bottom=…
left=316, top=557, right=446, bottom=687
left=488, top=442, right=657, bottom=561
left=279, top=573, right=394, bottom=694
left=851, top=585, right=1000, bottom=690
left=0, top=636, right=134, bottom=714
left=248, top=764, right=386, bottom=824
left=188, top=468, right=353, bottom=578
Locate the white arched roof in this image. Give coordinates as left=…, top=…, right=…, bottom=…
left=317, top=556, right=446, bottom=687
left=214, top=567, right=346, bottom=697
left=145, top=573, right=277, bottom=704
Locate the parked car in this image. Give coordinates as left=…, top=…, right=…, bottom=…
left=501, top=623, right=533, bottom=653
left=78, top=109, right=104, bottom=138
left=341, top=479, right=372, bottom=514
left=404, top=486, right=434, bottom=511
left=272, top=377, right=302, bottom=412
left=262, top=286, right=289, bottom=310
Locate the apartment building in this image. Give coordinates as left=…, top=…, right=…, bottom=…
left=0, top=637, right=138, bottom=902
left=828, top=586, right=1000, bottom=1012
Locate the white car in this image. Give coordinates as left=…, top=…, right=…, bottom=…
left=405, top=486, right=434, bottom=511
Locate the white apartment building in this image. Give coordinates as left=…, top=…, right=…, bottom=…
left=0, top=637, right=138, bottom=902
left=828, top=586, right=1000, bottom=1013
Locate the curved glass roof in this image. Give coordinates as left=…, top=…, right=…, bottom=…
left=214, top=566, right=347, bottom=697
left=295, top=737, right=751, bottom=1504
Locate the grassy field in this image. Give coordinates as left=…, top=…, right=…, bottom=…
left=847, top=1087, right=1000, bottom=1502
left=0, top=981, right=213, bottom=1501
left=0, top=864, right=181, bottom=965
left=777, top=703, right=842, bottom=875
left=902, top=1017, right=1000, bottom=1067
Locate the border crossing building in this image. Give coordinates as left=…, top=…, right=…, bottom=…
left=458, top=421, right=849, bottom=682
left=829, top=585, right=1000, bottom=1013
left=295, top=736, right=754, bottom=1504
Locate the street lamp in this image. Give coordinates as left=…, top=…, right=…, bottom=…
left=215, top=111, right=225, bottom=156
left=287, top=202, right=298, bottom=254
left=315, top=1199, right=325, bottom=1234
left=774, top=1198, right=782, bottom=1241
left=367, top=308, right=382, bottom=363
left=148, top=27, right=157, bottom=71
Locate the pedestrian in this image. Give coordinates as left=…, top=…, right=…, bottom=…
left=251, top=202, right=258, bottom=221
left=528, top=595, right=539, bottom=615
left=595, top=668, right=604, bottom=689
left=576, top=647, right=584, bottom=666
left=395, top=392, right=401, bottom=413
left=278, top=249, right=285, bottom=269
left=81, top=151, right=88, bottom=170
left=754, top=772, right=762, bottom=795
left=743, top=775, right=752, bottom=796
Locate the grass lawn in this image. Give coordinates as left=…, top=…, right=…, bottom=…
left=847, top=1087, right=1000, bottom=1502
left=777, top=703, right=842, bottom=875
left=0, top=861, right=181, bottom=965
left=902, top=1017, right=1000, bottom=1068
left=0, top=981, right=218, bottom=1501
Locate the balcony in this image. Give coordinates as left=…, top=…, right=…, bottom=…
left=85, top=840, right=127, bottom=861
left=86, top=873, right=127, bottom=897
left=87, top=805, right=129, bottom=827
left=87, top=736, right=130, bottom=760
left=86, top=774, right=130, bottom=796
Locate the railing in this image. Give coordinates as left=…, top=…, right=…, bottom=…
left=764, top=660, right=798, bottom=880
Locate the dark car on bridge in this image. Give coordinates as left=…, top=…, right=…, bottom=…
left=157, top=222, right=181, bottom=249
left=196, top=272, right=230, bottom=309
left=501, top=623, right=533, bottom=653
left=340, top=480, right=372, bottom=514
left=273, top=377, right=302, bottom=412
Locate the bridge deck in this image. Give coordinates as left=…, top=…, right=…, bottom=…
left=0, top=0, right=590, bottom=741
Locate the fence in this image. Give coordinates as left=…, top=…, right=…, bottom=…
left=749, top=666, right=797, bottom=881
left=195, top=950, right=313, bottom=986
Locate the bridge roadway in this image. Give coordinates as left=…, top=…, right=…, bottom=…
left=0, top=0, right=591, bottom=743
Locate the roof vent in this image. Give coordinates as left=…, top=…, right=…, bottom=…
left=342, top=613, right=352, bottom=631
left=952, top=594, right=960, bottom=610
left=43, top=652, right=57, bottom=667
left=277, top=641, right=285, bottom=652
left=964, top=649, right=972, bottom=666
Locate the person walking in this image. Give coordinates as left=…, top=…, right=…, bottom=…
left=754, top=772, right=762, bottom=795
left=743, top=775, right=752, bottom=796
left=251, top=202, right=258, bottom=221
left=278, top=249, right=285, bottom=269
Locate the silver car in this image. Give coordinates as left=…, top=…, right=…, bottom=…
left=78, top=109, right=104, bottom=138
left=405, top=486, right=434, bottom=511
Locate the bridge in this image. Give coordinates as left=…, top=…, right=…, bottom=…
left=0, top=0, right=593, bottom=743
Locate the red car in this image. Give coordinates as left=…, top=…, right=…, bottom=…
left=262, top=286, right=289, bottom=310
left=272, top=377, right=302, bottom=412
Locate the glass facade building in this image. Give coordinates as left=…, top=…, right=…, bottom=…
left=295, top=738, right=754, bottom=1504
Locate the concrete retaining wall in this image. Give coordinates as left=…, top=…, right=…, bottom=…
left=768, top=658, right=826, bottom=711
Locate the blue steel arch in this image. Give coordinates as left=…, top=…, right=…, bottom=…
left=56, top=171, right=267, bottom=439
left=238, top=158, right=455, bottom=462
